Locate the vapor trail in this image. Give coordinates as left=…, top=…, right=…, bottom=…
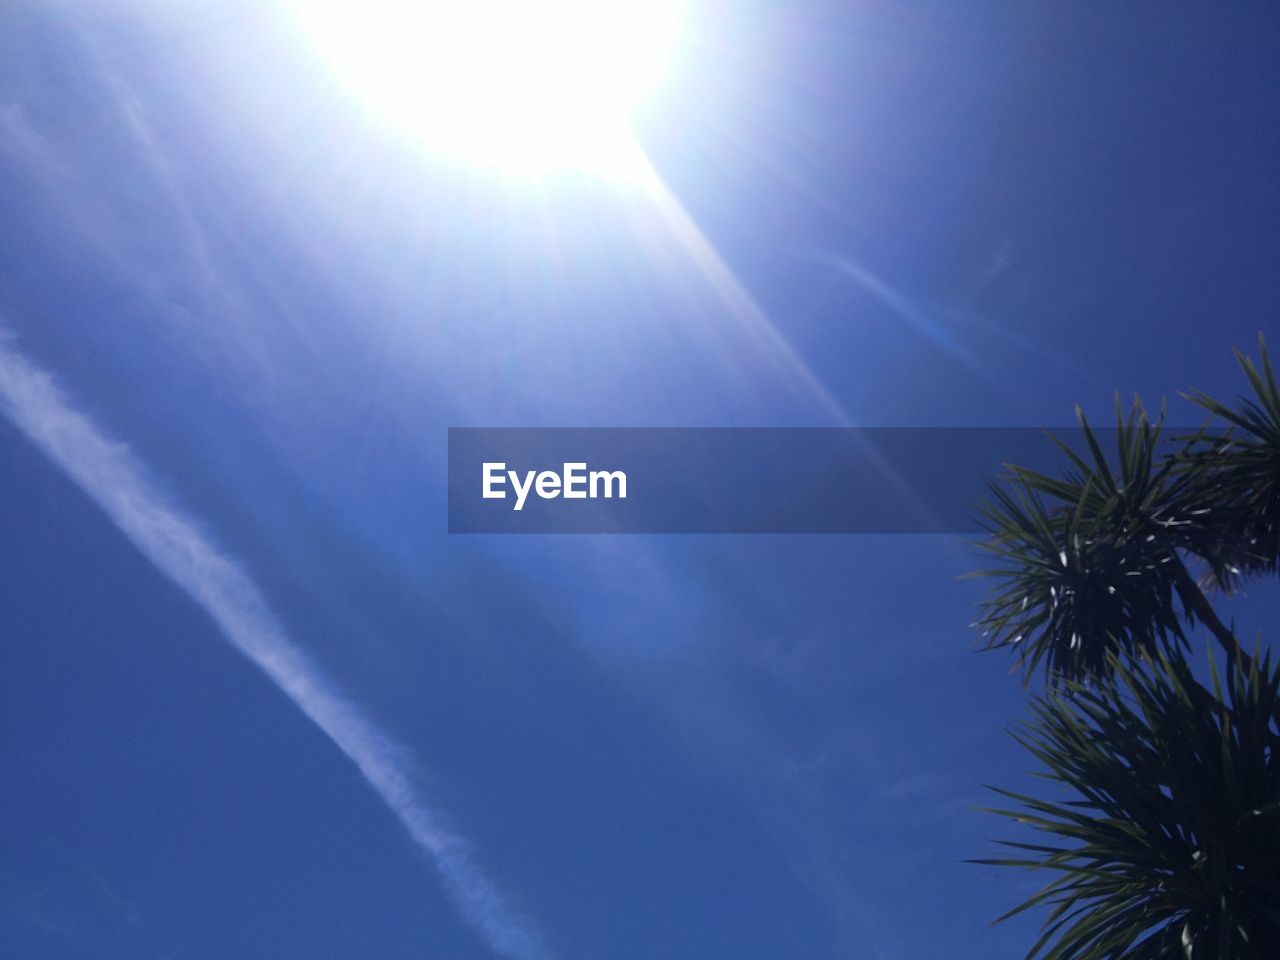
left=0, top=335, right=552, bottom=960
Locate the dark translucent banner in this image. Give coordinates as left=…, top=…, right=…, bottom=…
left=447, top=427, right=1176, bottom=534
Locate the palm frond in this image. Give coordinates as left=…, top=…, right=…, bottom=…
left=1181, top=333, right=1280, bottom=584
left=976, top=650, right=1280, bottom=960
left=972, top=400, right=1199, bottom=684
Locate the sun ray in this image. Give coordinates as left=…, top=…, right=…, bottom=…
left=625, top=146, right=853, bottom=425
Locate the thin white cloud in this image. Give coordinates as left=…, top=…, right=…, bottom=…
left=0, top=333, right=553, bottom=960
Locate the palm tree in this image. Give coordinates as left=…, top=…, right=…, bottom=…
left=1182, top=342, right=1280, bottom=585
left=972, top=336, right=1278, bottom=685
left=972, top=336, right=1280, bottom=958
left=977, top=651, right=1280, bottom=959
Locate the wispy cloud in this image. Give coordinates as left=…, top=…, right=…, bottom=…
left=0, top=333, right=553, bottom=960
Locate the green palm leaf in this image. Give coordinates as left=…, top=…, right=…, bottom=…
left=971, top=401, right=1200, bottom=684
left=1181, top=334, right=1280, bottom=584
left=976, top=651, right=1280, bottom=960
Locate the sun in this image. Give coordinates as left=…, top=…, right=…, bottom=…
left=290, top=0, right=684, bottom=177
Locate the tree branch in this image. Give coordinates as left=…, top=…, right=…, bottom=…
left=1170, top=554, right=1252, bottom=672
left=1170, top=553, right=1280, bottom=729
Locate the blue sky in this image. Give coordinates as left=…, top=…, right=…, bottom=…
left=1, top=2, right=1278, bottom=958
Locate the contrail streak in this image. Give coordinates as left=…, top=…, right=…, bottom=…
left=0, top=334, right=553, bottom=960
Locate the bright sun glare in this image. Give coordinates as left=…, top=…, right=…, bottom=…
left=292, top=0, right=684, bottom=177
